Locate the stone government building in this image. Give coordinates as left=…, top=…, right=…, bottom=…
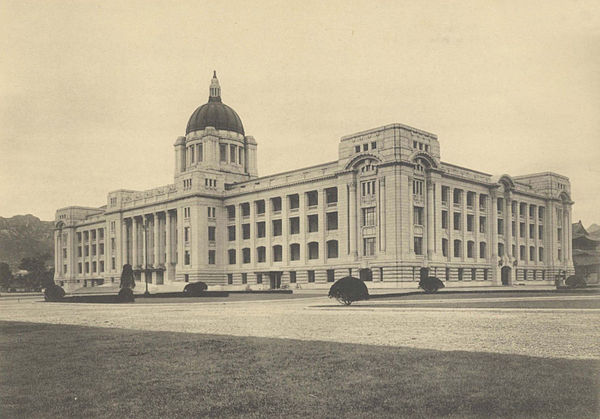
left=54, top=73, right=575, bottom=291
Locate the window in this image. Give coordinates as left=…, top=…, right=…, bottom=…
left=355, top=145, right=360, bottom=153
left=219, top=144, right=227, bottom=162
left=467, top=241, right=474, bottom=258
left=362, top=207, right=376, bottom=226
left=208, top=226, right=216, bottom=241
left=306, top=190, right=318, bottom=207
left=272, top=219, right=282, bottom=236
left=327, top=240, right=338, bottom=258
left=361, top=180, right=376, bottom=197
left=78, top=247, right=82, bottom=257
left=99, top=243, right=104, bottom=255
left=520, top=222, right=525, bottom=238
left=454, top=240, right=462, bottom=258
left=227, top=274, right=233, bottom=285
left=364, top=237, right=376, bottom=256
left=467, top=215, right=474, bottom=232
left=479, top=217, right=486, bottom=233
left=497, top=219, right=504, bottom=235
left=538, top=207, right=545, bottom=221
left=228, top=226, right=236, bottom=241
left=538, top=225, right=544, bottom=239
left=326, top=212, right=338, bottom=230
left=308, top=270, right=315, bottom=283
left=529, top=246, right=535, bottom=261
left=479, top=194, right=487, bottom=211
left=207, top=207, right=216, bottom=218
left=63, top=248, right=68, bottom=258
left=512, top=221, right=516, bottom=236
left=327, top=269, right=335, bottom=282
left=479, top=242, right=486, bottom=259
left=308, top=242, right=319, bottom=259
left=558, top=227, right=562, bottom=242
left=441, top=186, right=449, bottom=204
left=412, top=179, right=423, bottom=196
left=242, top=248, right=251, bottom=263
left=308, top=215, right=319, bottom=233
left=445, top=267, right=450, bottom=281
left=484, top=269, right=489, bottom=281
left=442, top=238, right=448, bottom=257
left=183, top=179, right=192, bottom=190
left=453, top=213, right=461, bottom=230
left=453, top=189, right=462, bottom=205
left=184, top=227, right=190, bottom=243
left=242, top=273, right=247, bottom=284
left=539, top=247, right=544, bottom=262
left=230, top=144, right=237, bottom=163
left=273, top=245, right=282, bottom=262
left=111, top=257, right=116, bottom=270
left=198, top=143, right=203, bottom=162
left=441, top=211, right=448, bottom=229
left=241, top=202, right=250, bottom=218
left=520, top=202, right=527, bottom=217
left=271, top=197, right=282, bottom=212
left=497, top=198, right=504, bottom=213
left=512, top=245, right=516, bottom=258
left=256, top=273, right=263, bottom=284
left=256, top=221, right=266, bottom=238
left=289, top=271, right=297, bottom=283
left=78, top=262, right=82, bottom=274
left=466, top=192, right=475, bottom=208
left=190, top=146, right=195, bottom=163
left=414, top=207, right=424, bottom=226
left=238, top=147, right=243, bottom=165
left=529, top=224, right=535, bottom=239
left=558, top=248, right=562, bottom=261
left=289, top=217, right=300, bottom=235
left=92, top=261, right=97, bottom=273
left=228, top=249, right=236, bottom=265
left=226, top=205, right=235, bottom=220
left=208, top=250, right=216, bottom=265
left=290, top=243, right=300, bottom=261
left=288, top=194, right=299, bottom=210
left=184, top=251, right=190, bottom=265
left=458, top=268, right=464, bottom=281
left=85, top=246, right=89, bottom=257
left=325, top=187, right=338, bottom=205
left=414, top=237, right=423, bottom=255
left=257, top=246, right=266, bottom=263
left=520, top=245, right=526, bottom=260
left=255, top=199, right=265, bottom=215
left=242, top=224, right=250, bottom=240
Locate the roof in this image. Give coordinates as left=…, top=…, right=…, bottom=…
left=186, top=100, right=245, bottom=136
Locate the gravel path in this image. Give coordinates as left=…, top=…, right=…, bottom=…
left=1, top=295, right=598, bottom=360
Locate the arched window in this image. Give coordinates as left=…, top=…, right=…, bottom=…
left=257, top=246, right=266, bottom=263
left=308, top=242, right=319, bottom=260
left=479, top=242, right=487, bottom=259
left=467, top=241, right=474, bottom=258
left=242, top=248, right=251, bottom=264
left=228, top=249, right=236, bottom=265
left=326, top=240, right=338, bottom=259
left=273, top=245, right=282, bottom=262
left=454, top=240, right=462, bottom=258
left=290, top=243, right=300, bottom=261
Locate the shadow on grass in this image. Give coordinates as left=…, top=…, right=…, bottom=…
left=1, top=321, right=598, bottom=419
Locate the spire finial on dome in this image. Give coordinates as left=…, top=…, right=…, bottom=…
left=209, top=71, right=221, bottom=102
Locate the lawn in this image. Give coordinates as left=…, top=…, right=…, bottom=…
left=0, top=321, right=598, bottom=418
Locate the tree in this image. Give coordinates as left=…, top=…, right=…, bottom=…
left=17, top=256, right=53, bottom=290
left=328, top=276, right=369, bottom=305
left=0, top=262, right=11, bottom=289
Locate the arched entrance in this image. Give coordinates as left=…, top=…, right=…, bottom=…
left=359, top=268, right=373, bottom=282
left=501, top=266, right=511, bottom=286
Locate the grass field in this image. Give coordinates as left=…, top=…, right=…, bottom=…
left=1, top=321, right=598, bottom=418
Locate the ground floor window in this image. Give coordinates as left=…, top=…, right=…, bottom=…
left=364, top=237, right=376, bottom=256
left=307, top=270, right=315, bottom=282
left=242, top=273, right=247, bottom=284
left=327, top=269, right=335, bottom=282
left=227, top=274, right=233, bottom=284
left=289, top=271, right=296, bottom=283
left=256, top=273, right=262, bottom=284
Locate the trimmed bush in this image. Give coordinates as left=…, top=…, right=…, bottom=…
left=328, top=276, right=369, bottom=306
left=183, top=281, right=208, bottom=296
left=44, top=284, right=65, bottom=302
left=419, top=277, right=445, bottom=294
left=117, top=288, right=135, bottom=303
left=565, top=275, right=586, bottom=289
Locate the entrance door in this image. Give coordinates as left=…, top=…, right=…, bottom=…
left=501, top=266, right=511, bottom=286
left=269, top=272, right=282, bottom=289
left=359, top=268, right=373, bottom=282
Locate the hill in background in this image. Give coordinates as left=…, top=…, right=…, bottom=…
left=0, top=215, right=54, bottom=272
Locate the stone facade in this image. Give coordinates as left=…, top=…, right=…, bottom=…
left=54, top=74, right=575, bottom=290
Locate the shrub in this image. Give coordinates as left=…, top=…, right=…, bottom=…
left=565, top=275, right=586, bottom=289
left=44, top=284, right=65, bottom=302
left=183, top=281, right=208, bottom=296
left=419, top=277, right=445, bottom=294
left=328, top=276, right=369, bottom=306
left=117, top=287, right=135, bottom=302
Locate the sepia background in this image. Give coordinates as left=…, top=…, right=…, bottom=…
left=1, top=0, right=598, bottom=225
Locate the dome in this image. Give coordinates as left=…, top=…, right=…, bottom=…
left=186, top=72, right=245, bottom=136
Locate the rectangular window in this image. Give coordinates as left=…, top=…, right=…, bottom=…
left=289, top=217, right=300, bottom=235
left=184, top=227, right=190, bottom=243
left=308, top=215, right=319, bottom=233
left=467, top=215, right=474, bottom=232
left=355, top=145, right=360, bottom=153
left=228, top=226, right=236, bottom=241
left=230, top=144, right=237, bottom=163
left=520, top=222, right=525, bottom=238
left=243, top=248, right=251, bottom=264
left=414, top=207, right=424, bottom=226
left=441, top=211, right=448, bottom=229
left=497, top=219, right=504, bottom=235
left=467, top=241, right=474, bottom=258
left=326, top=212, right=338, bottom=230
left=241, top=202, right=250, bottom=218
left=325, top=187, right=338, bottom=205
left=306, top=191, right=318, bottom=207
left=539, top=225, right=544, bottom=239
left=529, top=224, right=535, bottom=239
left=539, top=247, right=544, bottom=262
left=226, top=205, right=235, bottom=220
left=327, top=269, right=335, bottom=282
left=307, top=270, right=315, bottom=283
left=471, top=268, right=476, bottom=281
left=256, top=221, right=266, bottom=238
left=256, top=273, right=263, bottom=284
left=290, top=244, right=300, bottom=261
left=257, top=247, right=266, bottom=263
left=362, top=207, right=376, bottom=226
left=454, top=240, right=461, bottom=258
left=220, top=144, right=227, bottom=162
left=238, top=147, right=243, bottom=165
left=453, top=213, right=461, bottom=230
left=255, top=200, right=265, bottom=215
left=441, top=186, right=449, bottom=204
left=458, top=268, right=464, bottom=281
left=228, top=249, right=236, bottom=265
left=288, top=194, right=299, bottom=210
left=364, top=237, right=376, bottom=256
left=289, top=271, right=296, bottom=283
left=273, top=245, right=282, bottom=262
left=198, top=143, right=203, bottom=162
left=227, top=274, right=233, bottom=285
left=242, top=224, right=250, bottom=240
left=272, top=219, right=282, bottom=236
left=479, top=216, right=486, bottom=233
left=111, top=257, right=116, bottom=270
left=208, top=226, right=216, bottom=242
left=242, top=273, right=247, bottom=284
left=442, top=239, right=448, bottom=257
left=271, top=197, right=282, bottom=212
left=414, top=237, right=423, bottom=255
left=520, top=245, right=526, bottom=260
left=184, top=251, right=190, bottom=265
left=412, top=179, right=423, bottom=196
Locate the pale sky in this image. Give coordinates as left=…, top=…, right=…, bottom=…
left=1, top=0, right=599, bottom=225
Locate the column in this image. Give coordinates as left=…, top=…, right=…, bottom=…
left=153, top=213, right=160, bottom=267
left=473, top=192, right=480, bottom=260
left=348, top=181, right=357, bottom=258
left=534, top=205, right=539, bottom=265
left=505, top=196, right=512, bottom=257
left=563, top=206, right=569, bottom=267
left=567, top=205, right=573, bottom=264
left=426, top=180, right=434, bottom=258
left=379, top=177, right=386, bottom=252
left=321, top=188, right=326, bottom=263
left=142, top=215, right=148, bottom=269
left=132, top=217, right=138, bottom=268
left=407, top=176, right=414, bottom=254
left=490, top=190, right=498, bottom=260
left=461, top=190, right=467, bottom=261
left=165, top=211, right=172, bottom=265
